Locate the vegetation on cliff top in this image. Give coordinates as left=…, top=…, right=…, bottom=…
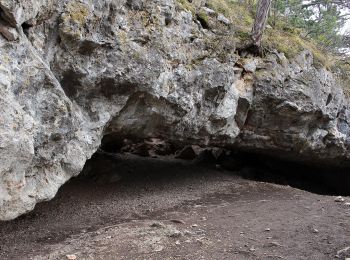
left=177, top=0, right=350, bottom=88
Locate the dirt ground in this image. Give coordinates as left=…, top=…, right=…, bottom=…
left=0, top=155, right=350, bottom=260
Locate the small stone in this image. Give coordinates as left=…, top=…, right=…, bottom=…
left=264, top=228, right=271, bottom=232
left=217, top=13, right=231, bottom=25
left=66, top=255, right=77, bottom=260
left=126, top=0, right=143, bottom=10
left=268, top=241, right=282, bottom=247
left=312, top=228, right=319, bottom=233
left=184, top=230, right=194, bottom=235
left=153, top=245, right=164, bottom=252
left=242, top=59, right=257, bottom=73
left=192, top=224, right=198, bottom=228
left=195, top=229, right=205, bottom=235
left=151, top=222, right=165, bottom=228
left=196, top=239, right=203, bottom=245
left=170, top=219, right=185, bottom=224
left=201, top=217, right=207, bottom=221
left=169, top=230, right=182, bottom=238
left=200, top=7, right=216, bottom=15
left=335, top=196, right=345, bottom=202
left=345, top=202, right=350, bottom=206
left=249, top=246, right=256, bottom=252
left=336, top=246, right=350, bottom=258
left=175, top=240, right=181, bottom=245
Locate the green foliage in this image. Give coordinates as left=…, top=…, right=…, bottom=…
left=271, top=0, right=347, bottom=51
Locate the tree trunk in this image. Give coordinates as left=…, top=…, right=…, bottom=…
left=251, top=0, right=272, bottom=47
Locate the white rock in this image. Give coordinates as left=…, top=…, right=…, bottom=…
left=200, top=7, right=216, bottom=15
left=335, top=196, right=345, bottom=202
left=217, top=13, right=231, bottom=25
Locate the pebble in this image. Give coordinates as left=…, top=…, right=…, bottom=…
left=335, top=196, right=345, bottom=202
left=312, top=228, right=319, bottom=233
left=201, top=7, right=216, bottom=15
left=153, top=245, right=164, bottom=252
left=169, top=230, right=182, bottom=238
left=195, top=229, right=205, bottom=235
left=196, top=238, right=204, bottom=244
left=184, top=230, right=194, bottom=235
left=170, top=219, right=185, bottom=224
left=175, top=240, right=181, bottom=245
left=66, top=255, right=77, bottom=260
left=151, top=222, right=165, bottom=228
left=264, top=228, right=271, bottom=232
left=217, top=13, right=231, bottom=25
left=336, top=246, right=350, bottom=258
left=345, top=202, right=350, bottom=206
left=192, top=224, right=198, bottom=228
left=268, top=241, right=282, bottom=247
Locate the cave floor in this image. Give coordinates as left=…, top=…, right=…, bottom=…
left=0, top=155, right=350, bottom=260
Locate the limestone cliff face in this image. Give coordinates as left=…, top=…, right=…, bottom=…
left=0, top=0, right=349, bottom=220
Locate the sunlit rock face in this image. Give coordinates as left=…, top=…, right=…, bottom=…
left=0, top=0, right=349, bottom=220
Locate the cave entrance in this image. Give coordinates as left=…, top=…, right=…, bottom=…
left=79, top=136, right=350, bottom=197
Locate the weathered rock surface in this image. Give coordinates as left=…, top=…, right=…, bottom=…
left=236, top=51, right=350, bottom=166
left=0, top=0, right=349, bottom=220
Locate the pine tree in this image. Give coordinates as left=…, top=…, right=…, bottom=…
left=251, top=0, right=272, bottom=48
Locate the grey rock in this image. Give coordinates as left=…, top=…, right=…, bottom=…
left=0, top=1, right=350, bottom=220
left=334, top=196, right=345, bottom=202
left=217, top=13, right=231, bottom=25
left=126, top=0, right=144, bottom=10
left=175, top=146, right=198, bottom=160
left=0, top=0, right=54, bottom=26
left=240, top=58, right=257, bottom=73
left=235, top=50, right=350, bottom=167
left=200, top=7, right=216, bottom=15
left=0, top=22, right=18, bottom=41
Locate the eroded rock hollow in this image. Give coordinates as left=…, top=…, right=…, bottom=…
left=0, top=0, right=350, bottom=220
